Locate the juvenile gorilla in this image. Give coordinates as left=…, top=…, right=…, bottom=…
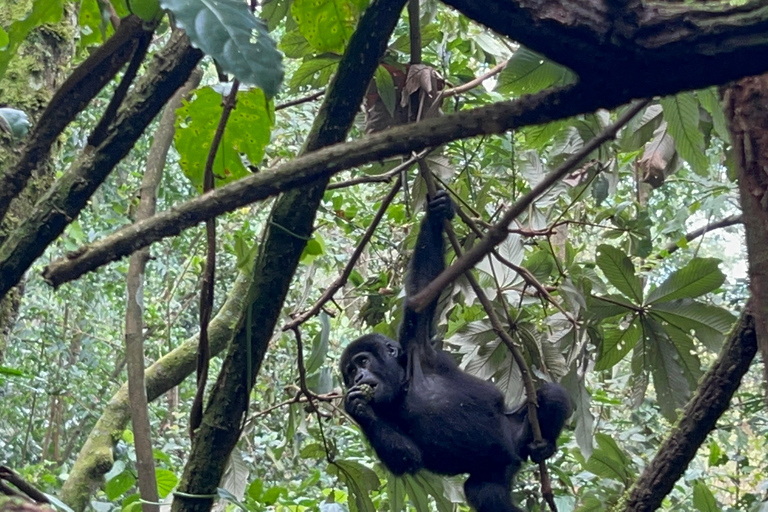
left=340, top=191, right=572, bottom=512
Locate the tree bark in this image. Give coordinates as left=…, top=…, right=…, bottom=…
left=725, top=72, right=768, bottom=401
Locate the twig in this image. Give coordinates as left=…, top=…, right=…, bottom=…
left=275, top=90, right=325, bottom=111
left=283, top=175, right=405, bottom=331
left=441, top=59, right=508, bottom=98
left=408, top=99, right=651, bottom=313
left=327, top=150, right=428, bottom=190
left=660, top=214, right=742, bottom=257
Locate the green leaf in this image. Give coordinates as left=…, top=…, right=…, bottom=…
left=522, top=120, right=565, bottom=150
left=305, top=312, right=330, bottom=373
left=128, top=0, right=161, bottom=20
left=77, top=0, right=105, bottom=48
left=105, top=471, right=136, bottom=500
left=289, top=55, right=340, bottom=91
left=247, top=479, right=263, bottom=501
left=329, top=460, right=378, bottom=512
left=588, top=294, right=636, bottom=321
left=155, top=469, right=178, bottom=498
left=650, top=299, right=735, bottom=352
left=646, top=258, right=725, bottom=304
left=698, top=88, right=730, bottom=143
left=262, top=0, right=290, bottom=32
left=595, top=317, right=641, bottom=370
left=175, top=86, right=274, bottom=192
left=160, top=0, right=283, bottom=97
left=584, top=433, right=632, bottom=484
left=279, top=30, right=312, bottom=59
left=660, top=93, right=708, bottom=175
left=0, top=365, right=26, bottom=377
left=692, top=480, right=719, bottom=512
left=0, top=0, right=64, bottom=81
left=496, top=47, right=574, bottom=96
left=291, top=0, right=360, bottom=53
left=374, top=65, right=396, bottom=116
left=643, top=317, right=690, bottom=421
left=596, top=245, right=643, bottom=303
left=260, top=486, right=287, bottom=505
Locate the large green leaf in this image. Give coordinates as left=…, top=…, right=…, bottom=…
left=692, top=480, right=719, bottom=512
left=495, top=47, right=574, bottom=96
left=660, top=92, right=708, bottom=175
left=289, top=55, right=340, bottom=91
left=329, top=460, right=378, bottom=512
left=596, top=245, right=643, bottom=303
left=305, top=312, right=330, bottom=373
left=646, top=258, right=725, bottom=304
left=291, top=0, right=360, bottom=54
left=175, top=86, right=274, bottom=191
left=643, top=318, right=690, bottom=421
left=663, top=324, right=703, bottom=388
left=0, top=0, right=64, bottom=81
left=588, top=294, right=636, bottom=321
left=595, top=317, right=641, bottom=370
left=160, top=0, right=283, bottom=97
left=584, top=433, right=633, bottom=484
left=650, top=299, right=735, bottom=352
left=697, top=88, right=731, bottom=144
left=562, top=368, right=595, bottom=459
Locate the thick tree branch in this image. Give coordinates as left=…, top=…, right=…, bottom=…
left=0, top=33, right=203, bottom=300
left=441, top=0, right=768, bottom=98
left=43, top=83, right=621, bottom=287
left=408, top=99, right=650, bottom=312
left=622, top=310, right=757, bottom=512
left=0, top=15, right=152, bottom=224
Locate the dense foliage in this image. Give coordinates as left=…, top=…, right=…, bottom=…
left=0, top=0, right=766, bottom=512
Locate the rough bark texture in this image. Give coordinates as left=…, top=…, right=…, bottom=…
left=0, top=0, right=77, bottom=358
left=622, top=312, right=757, bottom=512
left=170, top=1, right=409, bottom=510
left=59, top=274, right=250, bottom=512
left=0, top=31, right=203, bottom=300
left=442, top=0, right=768, bottom=98
left=725, top=73, right=768, bottom=399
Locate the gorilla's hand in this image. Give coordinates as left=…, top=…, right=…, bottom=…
left=345, top=385, right=377, bottom=425
left=427, top=190, right=455, bottom=222
left=526, top=439, right=557, bottom=464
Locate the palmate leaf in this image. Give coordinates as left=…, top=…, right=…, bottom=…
left=646, top=258, right=725, bottom=304
left=650, top=299, right=736, bottom=352
left=594, top=317, right=641, bottom=370
left=642, top=317, right=690, bottom=422
left=596, top=244, right=643, bottom=303
left=659, top=92, right=709, bottom=175
left=160, top=0, right=283, bottom=97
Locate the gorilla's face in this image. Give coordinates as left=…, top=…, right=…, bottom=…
left=340, top=333, right=405, bottom=405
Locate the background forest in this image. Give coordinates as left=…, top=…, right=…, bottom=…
left=0, top=0, right=767, bottom=511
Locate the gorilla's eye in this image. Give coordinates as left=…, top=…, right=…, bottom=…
left=359, top=356, right=369, bottom=366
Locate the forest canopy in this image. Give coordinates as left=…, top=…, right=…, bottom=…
left=0, top=0, right=767, bottom=512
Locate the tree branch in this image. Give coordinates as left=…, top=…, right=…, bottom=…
left=408, top=99, right=651, bottom=312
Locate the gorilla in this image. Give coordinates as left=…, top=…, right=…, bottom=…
left=339, top=191, right=572, bottom=512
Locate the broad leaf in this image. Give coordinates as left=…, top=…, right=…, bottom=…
left=650, top=299, right=735, bottom=352
left=175, top=86, right=274, bottom=191
left=595, top=317, right=641, bottom=370
left=588, top=294, right=636, bottom=321
left=660, top=92, right=708, bottom=175
left=692, top=480, right=719, bottom=512
left=105, top=470, right=136, bottom=500
left=330, top=460, right=379, bottom=512
left=291, top=0, right=360, bottom=54
left=156, top=469, right=178, bottom=498
left=562, top=368, right=594, bottom=458
left=698, top=88, right=731, bottom=143
left=496, top=47, right=574, bottom=96
left=374, top=65, right=396, bottom=116
left=305, top=312, right=331, bottom=373
left=289, top=55, right=340, bottom=91
left=596, top=245, right=643, bottom=303
left=584, top=434, right=632, bottom=484
left=643, top=318, right=690, bottom=421
left=646, top=258, right=725, bottom=304
left=160, top=0, right=283, bottom=97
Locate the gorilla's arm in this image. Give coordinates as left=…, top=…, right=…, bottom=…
left=399, top=192, right=453, bottom=361
left=345, top=390, right=423, bottom=475
left=509, top=382, right=573, bottom=463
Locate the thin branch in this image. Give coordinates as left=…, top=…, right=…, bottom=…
left=408, top=99, right=651, bottom=313
left=283, top=175, right=405, bottom=331
left=275, top=89, right=325, bottom=111
left=43, top=82, right=633, bottom=288
left=441, top=59, right=508, bottom=98
left=327, top=150, right=428, bottom=190
left=660, top=214, right=742, bottom=256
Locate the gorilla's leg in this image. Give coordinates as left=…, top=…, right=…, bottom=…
left=464, top=472, right=521, bottom=512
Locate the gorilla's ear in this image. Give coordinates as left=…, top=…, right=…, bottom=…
left=385, top=342, right=400, bottom=358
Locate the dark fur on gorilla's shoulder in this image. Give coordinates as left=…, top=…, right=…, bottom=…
left=340, top=191, right=572, bottom=512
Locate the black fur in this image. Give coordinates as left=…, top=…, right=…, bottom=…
left=340, top=191, right=572, bottom=512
